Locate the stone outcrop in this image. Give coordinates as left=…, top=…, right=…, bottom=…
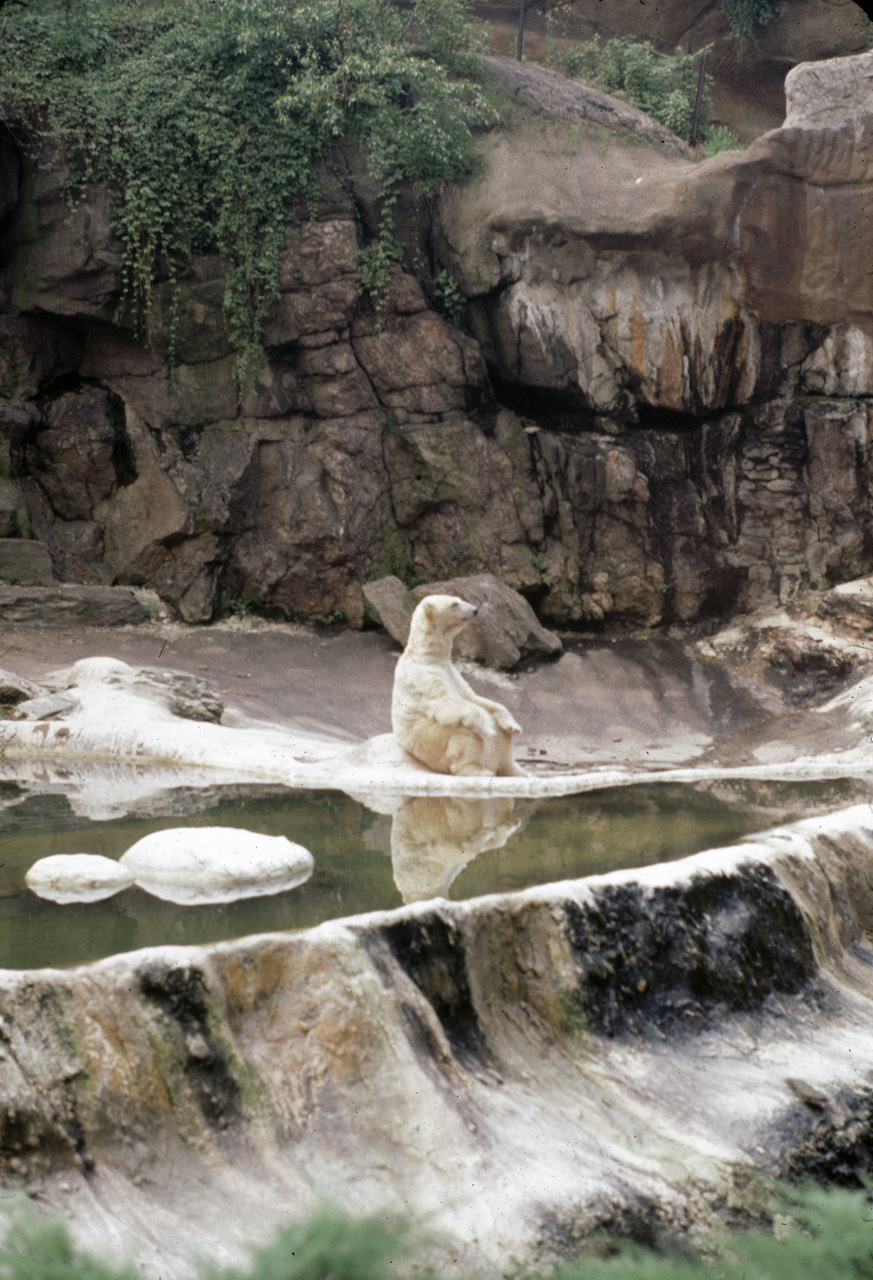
left=5, top=806, right=873, bottom=1275
left=436, top=52, right=873, bottom=623
left=0, top=583, right=149, bottom=626
left=1, top=54, right=873, bottom=629
left=363, top=571, right=562, bottom=667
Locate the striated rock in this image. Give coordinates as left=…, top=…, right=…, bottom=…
left=764, top=630, right=856, bottom=705
left=817, top=577, right=873, bottom=633
left=0, top=537, right=52, bottom=585
left=2, top=55, right=873, bottom=629
left=0, top=583, right=148, bottom=625
left=131, top=667, right=225, bottom=724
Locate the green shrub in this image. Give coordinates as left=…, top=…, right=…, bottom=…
left=0, top=0, right=496, bottom=392
left=721, top=0, right=787, bottom=46
left=0, top=1205, right=138, bottom=1280
left=548, top=1185, right=873, bottom=1280
left=560, top=36, right=710, bottom=141
left=205, top=1206, right=425, bottom=1280
left=703, top=124, right=747, bottom=155
left=5, top=1186, right=873, bottom=1280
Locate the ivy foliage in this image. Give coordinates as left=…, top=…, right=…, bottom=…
left=557, top=34, right=712, bottom=141
left=0, top=0, right=496, bottom=389
left=721, top=0, right=787, bottom=45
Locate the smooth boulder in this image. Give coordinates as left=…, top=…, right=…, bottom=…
left=25, top=853, right=134, bottom=904
left=120, top=826, right=314, bottom=905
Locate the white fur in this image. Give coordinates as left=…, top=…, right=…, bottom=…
left=391, top=594, right=525, bottom=777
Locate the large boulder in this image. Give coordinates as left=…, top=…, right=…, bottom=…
left=0, top=583, right=149, bottom=625
left=119, top=827, right=314, bottom=905
left=817, top=578, right=873, bottom=633
left=363, top=572, right=562, bottom=668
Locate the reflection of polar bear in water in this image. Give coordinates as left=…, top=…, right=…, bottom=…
left=391, top=795, right=521, bottom=901
left=391, top=594, right=525, bottom=777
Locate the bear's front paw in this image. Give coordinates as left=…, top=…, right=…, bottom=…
left=466, top=711, right=497, bottom=738
left=495, top=711, right=521, bottom=735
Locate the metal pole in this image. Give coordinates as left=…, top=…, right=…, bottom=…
left=689, top=49, right=707, bottom=148
left=516, top=0, right=526, bottom=59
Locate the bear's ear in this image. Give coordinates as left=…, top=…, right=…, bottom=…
left=422, top=599, right=435, bottom=619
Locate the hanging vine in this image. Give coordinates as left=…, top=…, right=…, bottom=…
left=0, top=0, right=497, bottom=390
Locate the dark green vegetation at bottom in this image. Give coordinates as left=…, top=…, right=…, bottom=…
left=4, top=1187, right=873, bottom=1278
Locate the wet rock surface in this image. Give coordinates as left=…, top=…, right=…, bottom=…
left=2, top=809, right=873, bottom=1275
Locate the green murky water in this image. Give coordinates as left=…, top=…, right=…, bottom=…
left=0, top=776, right=868, bottom=970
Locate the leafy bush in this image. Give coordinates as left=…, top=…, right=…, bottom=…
left=704, top=124, right=747, bottom=155
left=721, top=0, right=787, bottom=46
left=0, top=1205, right=138, bottom=1280
left=0, top=0, right=495, bottom=390
left=549, top=1185, right=873, bottom=1279
left=560, top=36, right=710, bottom=141
left=204, top=1206, right=425, bottom=1280
left=5, top=1186, right=873, bottom=1280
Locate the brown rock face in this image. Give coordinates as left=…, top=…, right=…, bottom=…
left=1, top=54, right=872, bottom=630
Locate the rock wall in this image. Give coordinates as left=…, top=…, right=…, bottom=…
left=438, top=52, right=873, bottom=624
left=2, top=53, right=873, bottom=629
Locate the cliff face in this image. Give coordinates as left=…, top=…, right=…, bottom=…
left=1, top=53, right=872, bottom=628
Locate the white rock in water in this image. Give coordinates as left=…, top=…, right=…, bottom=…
left=25, top=853, right=134, bottom=904
left=121, top=826, right=314, bottom=905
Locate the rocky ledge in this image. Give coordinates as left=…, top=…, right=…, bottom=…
left=3, top=804, right=873, bottom=1275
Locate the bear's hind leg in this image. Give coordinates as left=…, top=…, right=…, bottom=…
left=495, top=728, right=526, bottom=777
left=445, top=727, right=490, bottom=777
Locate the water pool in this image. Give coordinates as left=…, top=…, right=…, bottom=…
left=0, top=776, right=867, bottom=969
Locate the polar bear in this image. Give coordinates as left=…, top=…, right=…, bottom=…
left=391, top=594, right=525, bottom=777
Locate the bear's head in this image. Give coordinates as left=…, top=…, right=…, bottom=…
left=407, top=594, right=478, bottom=653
